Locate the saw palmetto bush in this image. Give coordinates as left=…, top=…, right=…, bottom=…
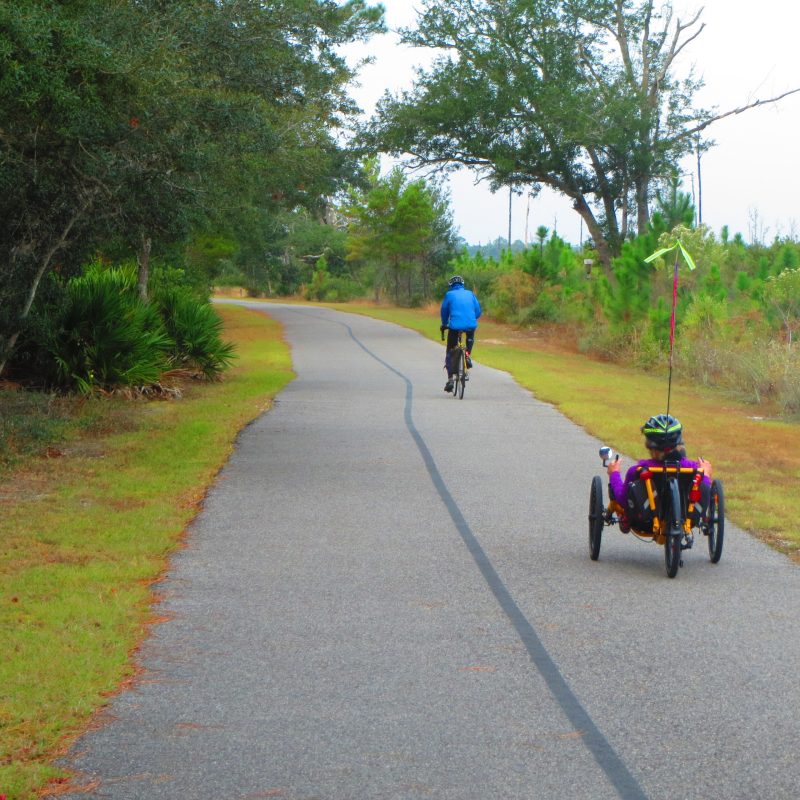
left=48, top=269, right=171, bottom=393
left=155, top=288, right=236, bottom=379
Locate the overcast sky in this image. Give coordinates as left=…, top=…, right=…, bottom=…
left=343, top=0, right=800, bottom=246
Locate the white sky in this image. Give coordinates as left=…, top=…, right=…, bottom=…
left=343, top=0, right=800, bottom=246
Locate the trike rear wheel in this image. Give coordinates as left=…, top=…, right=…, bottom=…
left=664, top=479, right=682, bottom=578
left=589, top=476, right=604, bottom=561
left=706, top=479, right=725, bottom=563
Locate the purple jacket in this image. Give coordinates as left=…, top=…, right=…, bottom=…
left=609, top=457, right=711, bottom=508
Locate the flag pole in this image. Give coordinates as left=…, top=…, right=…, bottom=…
left=666, top=253, right=680, bottom=418
left=644, top=239, right=697, bottom=421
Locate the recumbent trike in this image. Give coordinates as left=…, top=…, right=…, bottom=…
left=588, top=450, right=725, bottom=578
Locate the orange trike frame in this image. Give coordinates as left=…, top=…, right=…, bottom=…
left=608, top=465, right=706, bottom=545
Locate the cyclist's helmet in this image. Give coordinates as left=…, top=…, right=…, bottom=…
left=641, top=414, right=683, bottom=451
left=448, top=275, right=465, bottom=287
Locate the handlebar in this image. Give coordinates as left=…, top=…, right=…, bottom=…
left=641, top=466, right=704, bottom=475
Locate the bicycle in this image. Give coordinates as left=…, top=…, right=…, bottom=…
left=588, top=451, right=724, bottom=578
left=441, top=327, right=470, bottom=399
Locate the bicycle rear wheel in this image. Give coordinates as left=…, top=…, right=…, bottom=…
left=457, top=350, right=466, bottom=399
left=451, top=350, right=462, bottom=398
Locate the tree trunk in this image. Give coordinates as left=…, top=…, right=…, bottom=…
left=571, top=195, right=614, bottom=271
left=137, top=234, right=152, bottom=301
left=0, top=205, right=87, bottom=377
left=587, top=149, right=621, bottom=251
left=635, top=176, right=650, bottom=237
left=1, top=254, right=60, bottom=377
left=620, top=178, right=630, bottom=240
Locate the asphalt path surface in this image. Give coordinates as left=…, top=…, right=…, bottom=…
left=53, top=303, right=800, bottom=800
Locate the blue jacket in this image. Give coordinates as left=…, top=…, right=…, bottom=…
left=440, top=284, right=482, bottom=330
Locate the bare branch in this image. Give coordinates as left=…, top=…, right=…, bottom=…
left=578, top=41, right=612, bottom=99
left=614, top=0, right=635, bottom=85
left=667, top=21, right=705, bottom=70
left=640, top=0, right=654, bottom=94
left=671, top=87, right=800, bottom=143
left=657, top=10, right=705, bottom=86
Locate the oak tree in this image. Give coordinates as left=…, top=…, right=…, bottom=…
left=364, top=0, right=798, bottom=270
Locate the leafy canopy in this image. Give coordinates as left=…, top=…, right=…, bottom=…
left=363, top=0, right=714, bottom=268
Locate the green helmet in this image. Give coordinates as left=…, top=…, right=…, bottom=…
left=641, top=414, right=683, bottom=451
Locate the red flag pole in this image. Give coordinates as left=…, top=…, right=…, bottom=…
left=666, top=254, right=680, bottom=418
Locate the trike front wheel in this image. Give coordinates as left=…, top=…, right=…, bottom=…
left=589, top=476, right=604, bottom=561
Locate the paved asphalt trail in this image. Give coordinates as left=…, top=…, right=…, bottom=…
left=53, top=304, right=800, bottom=800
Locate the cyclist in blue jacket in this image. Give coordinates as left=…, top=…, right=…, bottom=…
left=440, top=275, right=482, bottom=393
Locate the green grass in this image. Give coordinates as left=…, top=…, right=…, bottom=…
left=328, top=301, right=800, bottom=556
left=0, top=392, right=82, bottom=472
left=0, top=305, right=293, bottom=800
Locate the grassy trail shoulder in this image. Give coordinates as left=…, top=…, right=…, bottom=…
left=0, top=305, right=293, bottom=800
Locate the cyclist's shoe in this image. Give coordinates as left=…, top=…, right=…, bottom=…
left=466, top=352, right=473, bottom=368
left=464, top=373, right=469, bottom=381
left=444, top=380, right=454, bottom=393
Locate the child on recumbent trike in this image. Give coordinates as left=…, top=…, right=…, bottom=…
left=589, top=411, right=724, bottom=576
left=606, top=413, right=713, bottom=534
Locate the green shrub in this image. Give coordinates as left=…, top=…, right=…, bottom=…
left=48, top=270, right=171, bottom=393
left=302, top=265, right=332, bottom=301
left=213, top=269, right=249, bottom=289
left=486, top=270, right=539, bottom=322
left=302, top=265, right=364, bottom=302
left=513, top=285, right=563, bottom=325
left=156, top=289, right=236, bottom=379
left=19, top=265, right=236, bottom=392
left=149, top=264, right=206, bottom=296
